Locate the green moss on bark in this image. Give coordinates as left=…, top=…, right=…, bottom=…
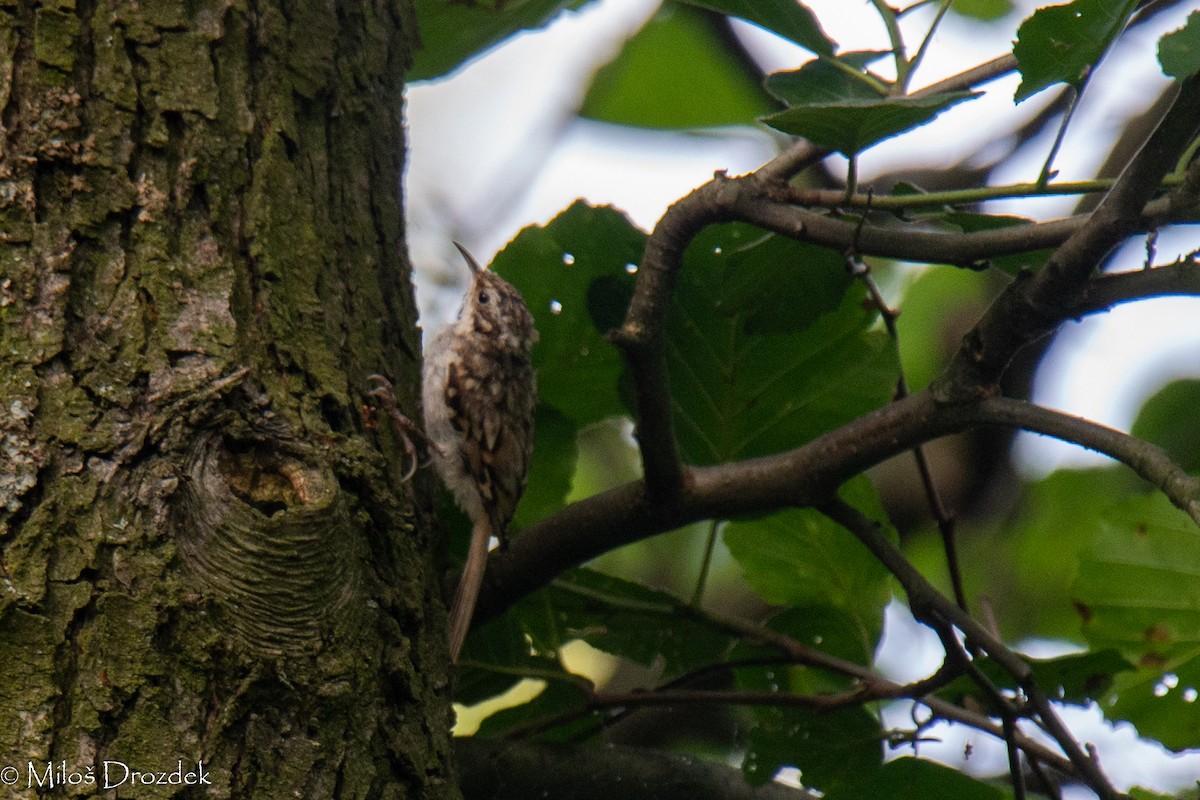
left=0, top=0, right=448, bottom=797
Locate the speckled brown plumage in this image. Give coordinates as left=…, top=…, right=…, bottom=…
left=421, top=244, right=537, bottom=662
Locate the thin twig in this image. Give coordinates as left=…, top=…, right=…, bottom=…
left=817, top=499, right=1121, bottom=800
left=845, top=239, right=968, bottom=615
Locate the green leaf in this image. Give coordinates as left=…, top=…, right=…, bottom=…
left=744, top=706, right=882, bottom=789
left=1106, top=649, right=1200, bottom=752
left=674, top=0, right=836, bottom=56
left=765, top=57, right=887, bottom=106
left=733, top=605, right=877, bottom=694
left=718, top=230, right=852, bottom=335
left=826, top=757, right=1005, bottom=800
left=513, top=405, right=578, bottom=530
left=1128, top=789, right=1185, bottom=800
left=668, top=224, right=898, bottom=467
left=894, top=266, right=996, bottom=392
left=724, top=477, right=893, bottom=653
left=950, top=0, right=1014, bottom=21
left=1073, top=493, right=1200, bottom=660
left=762, top=59, right=979, bottom=155
left=580, top=4, right=777, bottom=128
left=1131, top=379, right=1200, bottom=475
left=937, top=649, right=1134, bottom=707
left=524, top=568, right=732, bottom=674
left=495, top=202, right=644, bottom=427
left=456, top=611, right=571, bottom=704
left=1159, top=11, right=1200, bottom=79
left=411, top=0, right=595, bottom=80
left=905, top=467, right=1138, bottom=643
left=1013, top=0, right=1139, bottom=102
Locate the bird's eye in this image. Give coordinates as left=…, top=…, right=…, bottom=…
left=478, top=291, right=490, bottom=304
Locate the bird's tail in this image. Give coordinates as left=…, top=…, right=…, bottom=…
left=447, top=518, right=492, bottom=663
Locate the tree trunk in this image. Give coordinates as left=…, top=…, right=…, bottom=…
left=0, top=2, right=455, bottom=797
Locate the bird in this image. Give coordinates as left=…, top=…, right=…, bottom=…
left=370, top=242, right=538, bottom=662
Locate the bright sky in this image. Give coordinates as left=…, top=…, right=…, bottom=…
left=408, top=1, right=1200, bottom=788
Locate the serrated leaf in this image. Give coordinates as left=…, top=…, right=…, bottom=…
left=826, top=757, right=1006, bottom=800
left=724, top=477, right=892, bottom=653
left=1132, top=379, right=1200, bottom=475
left=718, top=230, right=852, bottom=335
left=1159, top=11, right=1200, bottom=79
left=527, top=568, right=732, bottom=674
left=1105, top=649, right=1200, bottom=752
left=411, top=0, right=595, bottom=80
left=744, top=705, right=882, bottom=789
left=495, top=202, right=644, bottom=427
left=765, top=58, right=888, bottom=106
left=762, top=89, right=979, bottom=156
left=763, top=59, right=981, bottom=156
left=1073, top=493, right=1200, bottom=660
left=581, top=4, right=777, bottom=128
left=674, top=0, right=836, bottom=56
left=1013, top=0, right=1138, bottom=102
left=668, top=224, right=899, bottom=467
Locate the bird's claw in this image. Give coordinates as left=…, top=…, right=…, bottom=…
left=366, top=373, right=431, bottom=482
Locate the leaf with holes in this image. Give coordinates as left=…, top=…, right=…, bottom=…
left=519, top=568, right=732, bottom=674
left=1104, top=649, right=1200, bottom=752
left=496, top=201, right=644, bottom=428
left=744, top=705, right=882, bottom=789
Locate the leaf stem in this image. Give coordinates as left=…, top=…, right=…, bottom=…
left=869, top=0, right=908, bottom=88
left=1038, top=83, right=1086, bottom=187
left=790, top=174, right=1182, bottom=211
left=904, top=0, right=955, bottom=93
left=690, top=519, right=722, bottom=607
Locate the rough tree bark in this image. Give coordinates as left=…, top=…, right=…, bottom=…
left=0, top=1, right=456, bottom=798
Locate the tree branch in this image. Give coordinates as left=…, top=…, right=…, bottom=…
left=480, top=388, right=1200, bottom=623
left=1071, top=258, right=1200, bottom=316
left=936, top=74, right=1200, bottom=397
left=456, top=738, right=820, bottom=800
left=974, top=396, right=1200, bottom=524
